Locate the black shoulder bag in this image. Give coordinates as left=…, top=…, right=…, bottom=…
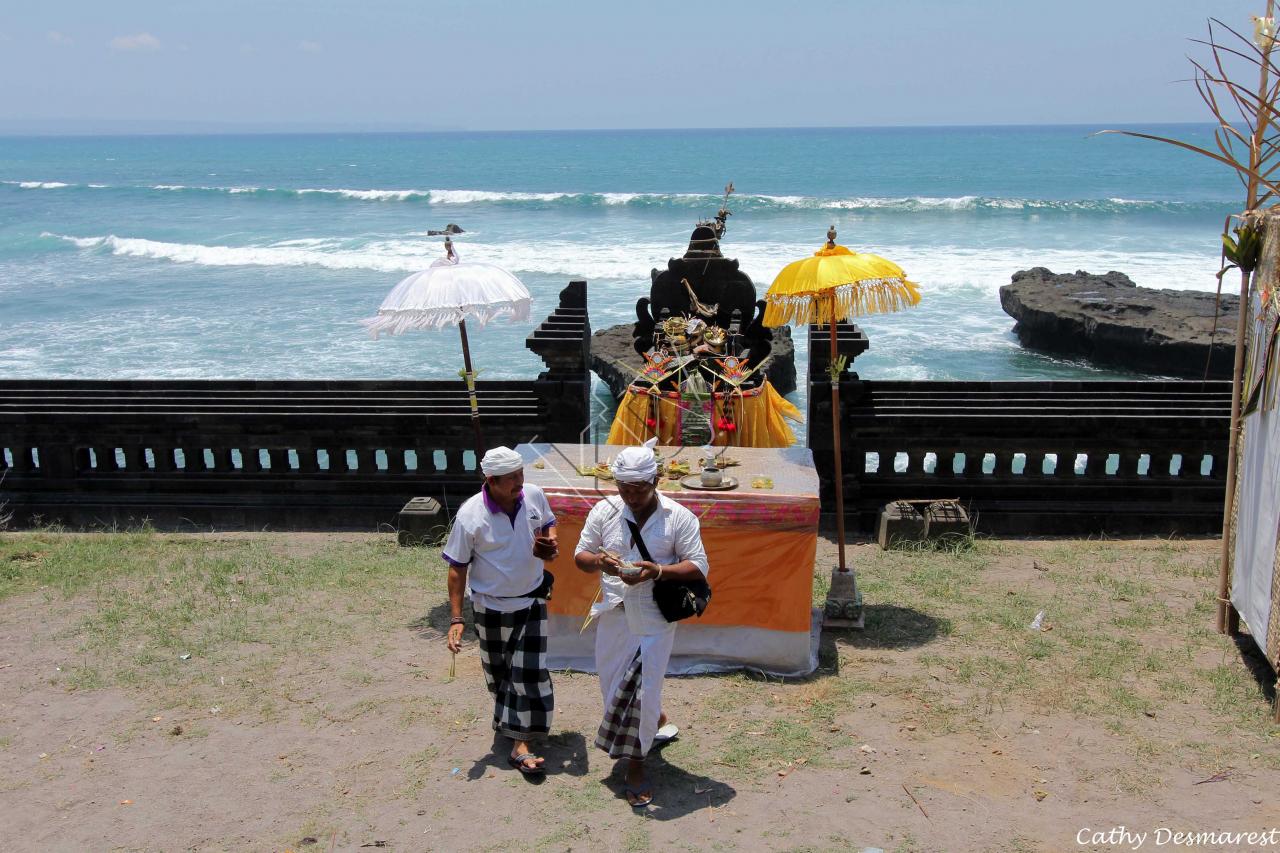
left=625, top=519, right=710, bottom=622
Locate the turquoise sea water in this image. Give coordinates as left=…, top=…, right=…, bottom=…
left=0, top=125, right=1243, bottom=389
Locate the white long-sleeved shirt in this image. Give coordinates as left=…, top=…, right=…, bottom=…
left=574, top=493, right=709, bottom=635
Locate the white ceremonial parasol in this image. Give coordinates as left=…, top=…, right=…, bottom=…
left=362, top=238, right=532, bottom=462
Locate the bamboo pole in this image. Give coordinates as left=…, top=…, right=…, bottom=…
left=1218, top=264, right=1252, bottom=634
left=1217, top=0, right=1275, bottom=634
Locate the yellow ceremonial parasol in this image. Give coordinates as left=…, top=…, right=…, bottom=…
left=764, top=226, right=920, bottom=617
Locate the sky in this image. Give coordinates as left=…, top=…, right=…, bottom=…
left=0, top=0, right=1271, bottom=132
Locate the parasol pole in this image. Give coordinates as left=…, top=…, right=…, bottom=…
left=829, top=310, right=848, bottom=573
left=457, top=318, right=486, bottom=473
left=818, top=224, right=851, bottom=574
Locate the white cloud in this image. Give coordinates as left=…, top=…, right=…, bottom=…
left=298, top=40, right=322, bottom=53
left=111, top=32, right=161, bottom=52
left=47, top=31, right=73, bottom=46
left=240, top=43, right=256, bottom=55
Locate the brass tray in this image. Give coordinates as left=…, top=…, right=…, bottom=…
left=679, top=474, right=739, bottom=491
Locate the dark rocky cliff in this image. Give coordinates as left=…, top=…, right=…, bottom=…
left=999, top=268, right=1239, bottom=378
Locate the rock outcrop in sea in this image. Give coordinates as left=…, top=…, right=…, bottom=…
left=590, top=324, right=796, bottom=400
left=999, top=268, right=1239, bottom=378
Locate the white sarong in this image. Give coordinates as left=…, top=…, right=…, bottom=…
left=593, top=606, right=675, bottom=759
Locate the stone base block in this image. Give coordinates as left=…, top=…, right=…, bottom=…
left=923, top=500, right=971, bottom=540
left=822, top=567, right=864, bottom=629
left=877, top=501, right=926, bottom=550
left=398, top=497, right=445, bottom=547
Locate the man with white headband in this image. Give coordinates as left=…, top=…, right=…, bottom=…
left=574, top=437, right=709, bottom=808
left=442, top=445, right=558, bottom=776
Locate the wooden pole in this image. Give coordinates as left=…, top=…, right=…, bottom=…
left=1217, top=265, right=1251, bottom=633
left=457, top=318, right=485, bottom=474
left=1217, top=0, right=1275, bottom=633
left=830, top=317, right=848, bottom=573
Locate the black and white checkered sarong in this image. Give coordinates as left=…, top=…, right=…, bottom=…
left=473, top=601, right=553, bottom=740
left=595, top=648, right=644, bottom=759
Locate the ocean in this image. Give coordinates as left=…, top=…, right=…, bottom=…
left=0, top=125, right=1243, bottom=401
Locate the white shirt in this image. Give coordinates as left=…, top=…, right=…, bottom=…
left=574, top=493, right=709, bottom=635
left=442, top=483, right=555, bottom=612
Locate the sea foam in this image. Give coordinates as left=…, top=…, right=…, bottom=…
left=47, top=232, right=1221, bottom=294
left=5, top=180, right=71, bottom=189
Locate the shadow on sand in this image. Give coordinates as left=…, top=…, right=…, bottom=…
left=466, top=731, right=591, bottom=785
left=597, top=741, right=738, bottom=819
left=1232, top=630, right=1278, bottom=708
left=808, top=603, right=946, bottom=677
left=410, top=601, right=479, bottom=647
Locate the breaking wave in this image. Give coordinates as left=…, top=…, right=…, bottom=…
left=4, top=180, right=72, bottom=189
left=3, top=179, right=1234, bottom=214
left=45, top=232, right=1222, bottom=293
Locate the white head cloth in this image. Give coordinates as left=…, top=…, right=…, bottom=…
left=481, top=446, right=523, bottom=477
left=611, top=437, right=660, bottom=483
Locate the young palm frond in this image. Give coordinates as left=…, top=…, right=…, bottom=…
left=1099, top=16, right=1280, bottom=210
left=1099, top=9, right=1280, bottom=637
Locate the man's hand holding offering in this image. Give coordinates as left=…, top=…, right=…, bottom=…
left=532, top=534, right=558, bottom=561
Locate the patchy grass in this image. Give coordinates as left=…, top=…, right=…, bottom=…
left=4, top=531, right=1268, bottom=754
left=682, top=535, right=1280, bottom=789
left=0, top=531, right=443, bottom=715
left=823, top=537, right=1280, bottom=773
left=2, top=529, right=1278, bottom=833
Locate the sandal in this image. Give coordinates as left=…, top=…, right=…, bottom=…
left=625, top=780, right=654, bottom=808
left=508, top=752, right=546, bottom=776
left=654, top=723, right=679, bottom=745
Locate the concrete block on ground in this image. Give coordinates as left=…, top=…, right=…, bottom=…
left=923, top=500, right=971, bottom=540
left=398, top=496, right=445, bottom=547
left=877, top=501, right=926, bottom=549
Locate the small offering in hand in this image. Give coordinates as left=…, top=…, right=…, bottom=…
left=533, top=535, right=557, bottom=559
left=600, top=548, right=642, bottom=576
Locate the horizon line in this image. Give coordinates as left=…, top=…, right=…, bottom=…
left=0, top=119, right=1228, bottom=138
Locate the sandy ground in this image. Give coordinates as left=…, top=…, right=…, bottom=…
left=1, top=533, right=1278, bottom=853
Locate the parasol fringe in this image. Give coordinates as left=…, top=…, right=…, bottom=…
left=762, top=277, right=921, bottom=326
left=360, top=299, right=531, bottom=339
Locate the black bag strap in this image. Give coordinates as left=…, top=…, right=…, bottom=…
left=624, top=519, right=653, bottom=564
left=492, top=570, right=553, bottom=600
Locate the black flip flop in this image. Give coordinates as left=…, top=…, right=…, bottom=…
left=625, top=781, right=654, bottom=808
left=508, top=752, right=546, bottom=776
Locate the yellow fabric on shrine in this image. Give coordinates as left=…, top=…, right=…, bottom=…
left=709, top=382, right=802, bottom=448
left=605, top=381, right=802, bottom=447
left=763, top=243, right=921, bottom=327
left=606, top=389, right=683, bottom=446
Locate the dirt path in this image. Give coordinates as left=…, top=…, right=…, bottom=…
left=0, top=533, right=1277, bottom=852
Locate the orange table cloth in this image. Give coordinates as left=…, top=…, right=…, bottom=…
left=515, top=443, right=820, bottom=675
